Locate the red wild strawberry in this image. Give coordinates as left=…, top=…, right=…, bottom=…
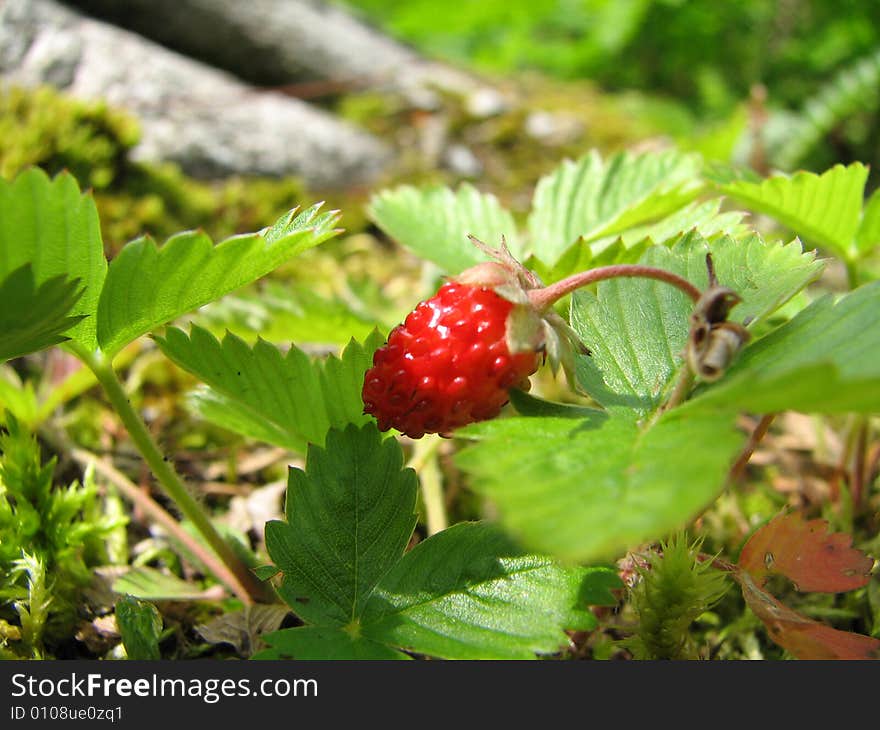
left=362, top=238, right=586, bottom=439
left=362, top=280, right=541, bottom=438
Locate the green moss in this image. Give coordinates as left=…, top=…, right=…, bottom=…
left=0, top=86, right=307, bottom=251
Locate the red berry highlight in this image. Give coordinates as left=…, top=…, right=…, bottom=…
left=362, top=282, right=541, bottom=438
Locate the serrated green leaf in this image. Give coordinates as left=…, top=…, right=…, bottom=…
left=588, top=198, right=750, bottom=255
left=856, top=187, right=880, bottom=256
left=97, top=204, right=340, bottom=357
left=571, top=232, right=821, bottom=414
left=715, top=163, right=868, bottom=259
left=0, top=169, right=106, bottom=351
left=156, top=327, right=384, bottom=450
left=361, top=522, right=616, bottom=659
left=265, top=424, right=418, bottom=626
left=368, top=183, right=520, bottom=274
left=690, top=281, right=880, bottom=413
left=527, top=149, right=703, bottom=267
left=0, top=264, right=84, bottom=362
left=255, top=626, right=409, bottom=660
left=455, top=410, right=743, bottom=563
left=115, top=597, right=162, bottom=660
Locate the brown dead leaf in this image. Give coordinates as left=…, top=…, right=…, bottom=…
left=738, top=511, right=874, bottom=593
left=736, top=571, right=880, bottom=660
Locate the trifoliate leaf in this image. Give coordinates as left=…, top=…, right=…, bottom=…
left=258, top=426, right=618, bottom=659
left=97, top=204, right=340, bottom=357
left=115, top=597, right=162, bottom=660
left=0, top=169, right=106, bottom=351
left=0, top=265, right=84, bottom=362
left=527, top=149, right=703, bottom=267
left=455, top=408, right=743, bottom=564
left=368, top=183, right=520, bottom=274
left=714, top=163, right=868, bottom=260
left=155, top=326, right=384, bottom=450
left=361, top=522, right=618, bottom=660
left=265, top=424, right=419, bottom=627
left=689, top=281, right=880, bottom=414
left=255, top=626, right=410, bottom=660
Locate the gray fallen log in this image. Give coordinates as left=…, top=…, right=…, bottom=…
left=62, top=0, right=503, bottom=111
left=0, top=0, right=393, bottom=187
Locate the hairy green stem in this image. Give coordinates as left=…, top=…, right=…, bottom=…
left=529, top=264, right=702, bottom=311
left=71, top=345, right=271, bottom=604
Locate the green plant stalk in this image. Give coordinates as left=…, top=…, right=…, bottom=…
left=71, top=345, right=271, bottom=604
left=69, top=447, right=260, bottom=606
left=409, top=435, right=447, bottom=536
left=528, top=264, right=702, bottom=311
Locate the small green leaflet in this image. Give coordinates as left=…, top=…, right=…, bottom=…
left=0, top=265, right=84, bottom=362
left=455, top=409, right=743, bottom=564
left=527, top=149, right=703, bottom=267
left=368, top=183, right=521, bottom=274
left=0, top=169, right=106, bottom=351
left=571, top=232, right=821, bottom=414
left=714, top=163, right=868, bottom=260
left=266, top=424, right=419, bottom=626
left=97, top=204, right=340, bottom=357
left=155, top=326, right=384, bottom=450
left=257, top=424, right=619, bottom=660
left=115, top=597, right=163, bottom=660
left=689, top=281, right=880, bottom=414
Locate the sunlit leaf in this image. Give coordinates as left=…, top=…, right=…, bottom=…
left=570, top=231, right=819, bottom=414
left=368, top=183, right=520, bottom=274
left=714, top=163, right=868, bottom=259
left=97, top=204, right=340, bottom=357
left=156, top=327, right=384, bottom=450
left=856, top=187, right=880, bottom=256
left=361, top=522, right=618, bottom=660
left=456, top=408, right=743, bottom=563
left=527, top=149, right=703, bottom=266
left=0, top=169, right=106, bottom=350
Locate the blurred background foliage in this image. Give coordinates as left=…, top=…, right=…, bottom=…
left=340, top=0, right=880, bottom=177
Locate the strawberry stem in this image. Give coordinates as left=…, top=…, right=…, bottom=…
left=528, top=265, right=702, bottom=311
